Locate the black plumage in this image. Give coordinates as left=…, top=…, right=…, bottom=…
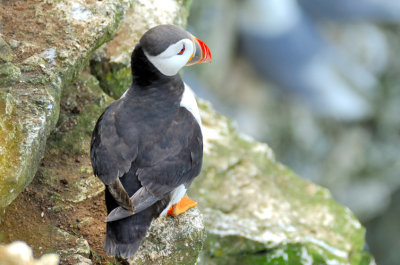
left=90, top=25, right=204, bottom=258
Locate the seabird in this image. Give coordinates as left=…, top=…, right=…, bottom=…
left=90, top=24, right=211, bottom=258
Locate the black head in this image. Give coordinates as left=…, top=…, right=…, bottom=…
left=140, top=25, right=191, bottom=56
left=131, top=24, right=212, bottom=84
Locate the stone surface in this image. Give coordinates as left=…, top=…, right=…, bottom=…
left=0, top=241, right=59, bottom=265
left=0, top=71, right=112, bottom=264
left=0, top=62, right=20, bottom=87
left=188, top=100, right=374, bottom=265
left=46, top=72, right=110, bottom=211
left=0, top=0, right=133, bottom=213
left=91, top=0, right=192, bottom=98
left=130, top=208, right=205, bottom=265
left=51, top=226, right=93, bottom=264
left=0, top=36, right=15, bottom=63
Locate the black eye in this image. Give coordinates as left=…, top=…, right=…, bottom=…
left=177, top=44, right=185, bottom=55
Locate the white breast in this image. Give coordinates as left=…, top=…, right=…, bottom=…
left=180, top=83, right=202, bottom=129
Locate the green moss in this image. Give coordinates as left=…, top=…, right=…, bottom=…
left=91, top=60, right=131, bottom=99
left=0, top=0, right=131, bottom=208
left=202, top=243, right=374, bottom=265
left=204, top=234, right=267, bottom=257
left=0, top=37, right=15, bottom=63
left=350, top=250, right=376, bottom=265
left=48, top=72, right=113, bottom=155
left=192, top=100, right=372, bottom=265
left=0, top=63, right=21, bottom=87
left=0, top=93, right=24, bottom=208
left=0, top=83, right=62, bottom=211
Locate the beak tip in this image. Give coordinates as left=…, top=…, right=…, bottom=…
left=188, top=35, right=212, bottom=66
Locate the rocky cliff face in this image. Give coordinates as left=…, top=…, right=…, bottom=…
left=0, top=0, right=134, bottom=214
left=192, top=101, right=373, bottom=265
left=0, top=0, right=374, bottom=264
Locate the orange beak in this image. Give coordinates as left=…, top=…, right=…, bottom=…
left=186, top=35, right=212, bottom=66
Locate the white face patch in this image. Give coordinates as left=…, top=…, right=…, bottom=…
left=144, top=38, right=194, bottom=76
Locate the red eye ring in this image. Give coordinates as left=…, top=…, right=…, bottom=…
left=177, top=44, right=185, bottom=55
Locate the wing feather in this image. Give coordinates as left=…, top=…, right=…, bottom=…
left=136, top=108, right=203, bottom=197
left=91, top=101, right=202, bottom=218
left=90, top=101, right=138, bottom=185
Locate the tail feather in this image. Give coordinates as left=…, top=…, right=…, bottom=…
left=104, top=234, right=141, bottom=259
left=103, top=168, right=169, bottom=258
left=104, top=210, right=153, bottom=258
left=104, top=190, right=169, bottom=258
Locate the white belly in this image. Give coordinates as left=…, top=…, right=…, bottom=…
left=160, top=184, right=187, bottom=216
left=180, top=83, right=202, bottom=129
left=159, top=84, right=199, bottom=216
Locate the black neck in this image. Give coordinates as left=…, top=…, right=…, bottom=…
left=130, top=44, right=180, bottom=88
left=124, top=44, right=184, bottom=114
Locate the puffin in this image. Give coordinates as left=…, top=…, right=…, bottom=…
left=90, top=24, right=212, bottom=258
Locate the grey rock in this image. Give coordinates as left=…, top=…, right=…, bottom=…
left=68, top=255, right=93, bottom=265
left=54, top=227, right=91, bottom=257
left=0, top=0, right=134, bottom=213
left=0, top=62, right=20, bottom=87
left=189, top=100, right=374, bottom=265
left=130, top=208, right=205, bottom=265
left=0, top=37, right=14, bottom=63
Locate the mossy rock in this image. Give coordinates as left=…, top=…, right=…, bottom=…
left=0, top=63, right=20, bottom=87
left=0, top=0, right=134, bottom=214
left=130, top=208, right=205, bottom=265
left=189, top=100, right=375, bottom=265
left=0, top=37, right=15, bottom=63
left=49, top=72, right=113, bottom=155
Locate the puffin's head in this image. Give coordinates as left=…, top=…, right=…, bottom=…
left=139, top=24, right=212, bottom=76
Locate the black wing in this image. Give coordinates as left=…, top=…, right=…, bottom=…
left=105, top=106, right=202, bottom=222
left=136, top=107, right=203, bottom=197
left=90, top=100, right=138, bottom=185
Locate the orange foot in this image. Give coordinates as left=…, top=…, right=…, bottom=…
left=167, top=196, right=198, bottom=217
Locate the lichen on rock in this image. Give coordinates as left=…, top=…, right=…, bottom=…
left=0, top=62, right=20, bottom=87
left=0, top=37, right=15, bottom=63
left=131, top=208, right=205, bottom=265
left=0, top=0, right=134, bottom=214
left=190, top=100, right=374, bottom=265
left=0, top=91, right=25, bottom=213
